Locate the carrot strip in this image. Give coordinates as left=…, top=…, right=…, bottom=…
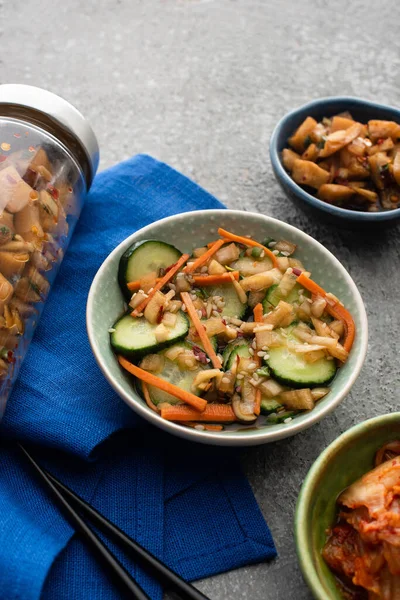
left=118, top=355, right=207, bottom=411
left=131, top=253, right=189, bottom=316
left=181, top=292, right=222, bottom=369
left=253, top=303, right=263, bottom=415
left=142, top=382, right=159, bottom=413
left=207, top=238, right=228, bottom=248
left=127, top=278, right=164, bottom=292
left=160, top=403, right=236, bottom=422
left=184, top=239, right=226, bottom=274
left=297, top=272, right=355, bottom=353
left=127, top=280, right=141, bottom=292
left=192, top=271, right=239, bottom=286
left=217, top=227, right=278, bottom=268
left=181, top=421, right=224, bottom=432
left=253, top=302, right=264, bottom=323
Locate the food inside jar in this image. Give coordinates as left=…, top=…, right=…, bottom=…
left=0, top=119, right=83, bottom=397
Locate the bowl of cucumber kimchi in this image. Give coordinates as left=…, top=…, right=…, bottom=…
left=87, top=210, right=368, bottom=445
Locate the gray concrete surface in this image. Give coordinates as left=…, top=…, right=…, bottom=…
left=2, top=0, right=400, bottom=598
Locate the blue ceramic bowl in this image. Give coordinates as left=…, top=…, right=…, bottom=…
left=270, top=96, right=400, bottom=224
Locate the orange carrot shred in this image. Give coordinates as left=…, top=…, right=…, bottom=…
left=160, top=403, right=236, bottom=422
left=297, top=272, right=355, bottom=353
left=217, top=227, right=278, bottom=268
left=127, top=280, right=141, bottom=292
left=181, top=292, right=222, bottom=369
left=131, top=253, right=189, bottom=316
left=142, top=382, right=159, bottom=413
left=118, top=355, right=207, bottom=411
left=184, top=239, right=226, bottom=274
left=192, top=271, right=239, bottom=286
left=253, top=302, right=264, bottom=323
left=127, top=277, right=164, bottom=292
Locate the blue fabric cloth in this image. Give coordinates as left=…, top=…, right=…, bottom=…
left=0, top=155, right=276, bottom=600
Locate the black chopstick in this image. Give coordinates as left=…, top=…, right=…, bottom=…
left=18, top=444, right=150, bottom=600
left=45, top=469, right=210, bottom=600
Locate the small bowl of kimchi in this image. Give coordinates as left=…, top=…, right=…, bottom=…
left=295, top=412, right=400, bottom=600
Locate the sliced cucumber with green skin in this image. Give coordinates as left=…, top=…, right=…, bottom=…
left=263, top=283, right=310, bottom=311
left=143, top=345, right=210, bottom=406
left=230, top=255, right=273, bottom=277
left=260, top=398, right=283, bottom=415
left=223, top=340, right=251, bottom=370
left=265, top=331, right=337, bottom=388
left=205, top=283, right=247, bottom=319
left=267, top=410, right=297, bottom=424
left=110, top=311, right=189, bottom=359
left=118, top=240, right=182, bottom=300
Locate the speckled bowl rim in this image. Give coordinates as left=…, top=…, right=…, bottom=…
left=86, top=209, right=368, bottom=446
left=294, top=412, right=400, bottom=599
left=270, top=96, right=400, bottom=222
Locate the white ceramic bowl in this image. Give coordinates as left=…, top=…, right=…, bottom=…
left=87, top=209, right=368, bottom=446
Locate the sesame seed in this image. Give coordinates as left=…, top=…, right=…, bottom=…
left=138, top=289, right=144, bottom=294
left=257, top=351, right=266, bottom=357
left=272, top=250, right=279, bottom=255
left=200, top=266, right=208, bottom=273
left=284, top=417, right=293, bottom=424
left=248, top=362, right=257, bottom=370
left=248, top=348, right=254, bottom=355
left=108, top=328, right=116, bottom=333
left=194, top=425, right=205, bottom=431
left=182, top=303, right=186, bottom=311
left=236, top=373, right=244, bottom=380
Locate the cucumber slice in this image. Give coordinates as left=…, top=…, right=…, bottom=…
left=265, top=331, right=336, bottom=388
left=263, top=283, right=310, bottom=311
left=144, top=345, right=210, bottom=406
left=231, top=255, right=273, bottom=277
left=223, top=340, right=251, bottom=370
left=206, top=283, right=247, bottom=319
left=260, top=398, right=283, bottom=415
left=110, top=311, right=189, bottom=359
left=118, top=240, right=181, bottom=300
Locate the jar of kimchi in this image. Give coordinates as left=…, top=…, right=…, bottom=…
left=0, top=84, right=99, bottom=419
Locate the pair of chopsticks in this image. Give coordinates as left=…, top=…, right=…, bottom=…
left=19, top=444, right=209, bottom=600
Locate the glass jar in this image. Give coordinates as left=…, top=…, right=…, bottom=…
left=0, top=84, right=99, bottom=420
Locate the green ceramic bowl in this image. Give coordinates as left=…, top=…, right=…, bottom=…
left=87, top=209, right=368, bottom=446
left=295, top=412, right=400, bottom=599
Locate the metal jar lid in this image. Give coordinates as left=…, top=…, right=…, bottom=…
left=0, top=84, right=100, bottom=189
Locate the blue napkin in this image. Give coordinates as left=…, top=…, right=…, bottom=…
left=0, top=155, right=276, bottom=600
